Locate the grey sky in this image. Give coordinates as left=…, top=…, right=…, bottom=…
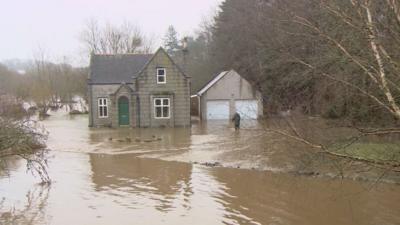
left=0, top=0, right=222, bottom=66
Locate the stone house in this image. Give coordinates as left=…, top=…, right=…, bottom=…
left=87, top=47, right=191, bottom=128
left=193, top=70, right=263, bottom=120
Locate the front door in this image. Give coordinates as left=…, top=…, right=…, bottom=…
left=118, top=96, right=130, bottom=126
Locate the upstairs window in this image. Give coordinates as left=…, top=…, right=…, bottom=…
left=157, top=68, right=166, bottom=84
left=98, top=98, right=108, bottom=118
left=154, top=98, right=170, bottom=118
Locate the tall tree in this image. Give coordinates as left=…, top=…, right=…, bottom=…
left=162, top=25, right=180, bottom=55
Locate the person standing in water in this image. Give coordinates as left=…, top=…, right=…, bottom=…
left=232, top=112, right=241, bottom=130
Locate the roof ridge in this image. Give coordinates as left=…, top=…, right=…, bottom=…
left=197, top=70, right=231, bottom=96
left=93, top=53, right=153, bottom=56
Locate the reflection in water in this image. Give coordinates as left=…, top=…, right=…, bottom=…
left=41, top=113, right=398, bottom=178
left=211, top=167, right=400, bottom=225
left=88, top=153, right=400, bottom=225
left=89, top=153, right=266, bottom=225
left=90, top=154, right=193, bottom=213
left=1, top=114, right=400, bottom=225
left=0, top=184, right=50, bottom=225
left=1, top=151, right=400, bottom=225
left=88, top=127, right=192, bottom=157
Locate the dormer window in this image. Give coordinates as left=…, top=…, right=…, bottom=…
left=157, top=68, right=166, bottom=84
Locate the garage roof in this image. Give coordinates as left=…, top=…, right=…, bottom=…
left=197, top=70, right=230, bottom=96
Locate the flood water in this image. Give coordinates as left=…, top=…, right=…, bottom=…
left=1, top=113, right=400, bottom=225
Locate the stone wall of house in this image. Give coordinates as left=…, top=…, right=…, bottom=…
left=89, top=84, right=136, bottom=127
left=136, top=50, right=190, bottom=128
left=88, top=49, right=190, bottom=128
left=110, top=85, right=137, bottom=128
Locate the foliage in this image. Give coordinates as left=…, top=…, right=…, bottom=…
left=201, top=0, right=400, bottom=123
left=0, top=64, right=30, bottom=99
left=0, top=118, right=50, bottom=183
left=0, top=60, right=87, bottom=116
left=162, top=25, right=180, bottom=56
left=185, top=35, right=218, bottom=94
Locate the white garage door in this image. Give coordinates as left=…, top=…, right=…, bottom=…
left=207, top=100, right=229, bottom=120
left=235, top=100, right=258, bottom=119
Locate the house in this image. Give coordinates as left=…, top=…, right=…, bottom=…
left=87, top=47, right=191, bottom=128
left=193, top=70, right=263, bottom=120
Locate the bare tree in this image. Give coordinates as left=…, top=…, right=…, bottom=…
left=80, top=19, right=101, bottom=54
left=0, top=118, right=50, bottom=183
left=30, top=47, right=54, bottom=116
left=263, top=0, right=400, bottom=172
left=80, top=19, right=154, bottom=55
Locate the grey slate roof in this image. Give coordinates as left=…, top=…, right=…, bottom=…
left=89, top=54, right=153, bottom=84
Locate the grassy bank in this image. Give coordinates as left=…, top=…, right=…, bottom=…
left=331, top=142, right=400, bottom=163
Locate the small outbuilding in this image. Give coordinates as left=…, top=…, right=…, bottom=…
left=193, top=70, right=263, bottom=120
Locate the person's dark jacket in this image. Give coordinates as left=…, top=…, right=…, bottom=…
left=232, top=113, right=241, bottom=128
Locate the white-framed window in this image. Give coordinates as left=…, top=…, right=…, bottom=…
left=157, top=68, right=166, bottom=84
left=98, top=98, right=108, bottom=118
left=154, top=98, right=170, bottom=119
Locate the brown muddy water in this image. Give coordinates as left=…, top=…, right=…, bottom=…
left=1, top=113, right=399, bottom=225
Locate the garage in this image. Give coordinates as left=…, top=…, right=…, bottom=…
left=196, top=70, right=263, bottom=120
left=235, top=100, right=258, bottom=119
left=206, top=100, right=229, bottom=119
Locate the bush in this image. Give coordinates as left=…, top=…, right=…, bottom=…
left=0, top=118, right=50, bottom=183
left=0, top=95, right=28, bottom=119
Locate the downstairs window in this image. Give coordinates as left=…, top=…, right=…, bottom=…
left=154, top=98, right=170, bottom=118
left=98, top=98, right=108, bottom=118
